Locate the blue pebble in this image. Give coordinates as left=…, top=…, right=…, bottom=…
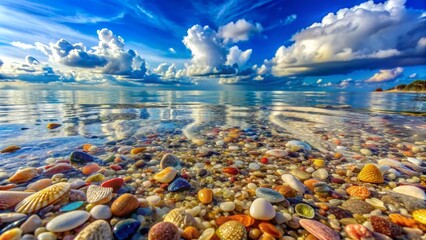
left=255, top=187, right=285, bottom=203
left=113, top=219, right=141, bottom=240
left=60, top=201, right=84, bottom=212
left=70, top=151, right=94, bottom=164
left=168, top=177, right=191, bottom=192
left=136, top=207, right=153, bottom=216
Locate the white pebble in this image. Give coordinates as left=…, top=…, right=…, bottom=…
left=37, top=232, right=57, bottom=240
left=142, top=181, right=152, bottom=188
left=312, top=168, right=329, bottom=180
left=249, top=163, right=260, bottom=170
left=146, top=195, right=161, bottom=205
left=220, top=202, right=235, bottom=212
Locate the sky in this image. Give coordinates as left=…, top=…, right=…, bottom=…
left=0, top=0, right=425, bottom=91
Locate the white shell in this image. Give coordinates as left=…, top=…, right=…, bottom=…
left=86, top=185, right=113, bottom=204
left=281, top=174, right=306, bottom=194
left=164, top=208, right=197, bottom=229
left=265, top=149, right=288, bottom=157
left=392, top=186, right=426, bottom=200
left=378, top=158, right=403, bottom=168
left=249, top=198, right=276, bottom=220
left=46, top=210, right=90, bottom=232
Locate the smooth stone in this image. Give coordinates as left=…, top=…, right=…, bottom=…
left=281, top=174, right=306, bottom=194
left=286, top=141, right=311, bottom=152
left=20, top=215, right=42, bottom=234
left=342, top=200, right=374, bottom=215
left=265, top=149, right=288, bottom=157
left=37, top=232, right=57, bottom=240
left=249, top=198, right=276, bottom=220
left=360, top=149, right=372, bottom=156
left=0, top=218, right=27, bottom=235
left=22, top=234, right=36, bottom=240
left=255, top=188, right=285, bottom=203
left=406, top=157, right=422, bottom=166
left=146, top=196, right=161, bottom=205
left=113, top=219, right=140, bottom=240
left=136, top=207, right=153, bottom=216
left=160, top=154, right=181, bottom=169
left=220, top=202, right=236, bottom=212
left=290, top=169, right=311, bottom=181
left=59, top=201, right=84, bottom=212
left=0, top=213, right=27, bottom=223
left=90, top=205, right=112, bottom=220
left=153, top=167, right=178, bottom=183
left=167, top=178, right=191, bottom=192
left=248, top=163, right=260, bottom=170
left=392, top=186, right=426, bottom=200
left=46, top=210, right=90, bottom=232
left=312, top=168, right=329, bottom=180
left=69, top=151, right=94, bottom=164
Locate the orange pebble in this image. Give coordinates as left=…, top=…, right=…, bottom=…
left=131, top=147, right=146, bottom=155
left=198, top=188, right=213, bottom=204
left=83, top=144, right=92, bottom=152
left=82, top=163, right=100, bottom=175
left=182, top=226, right=200, bottom=240
left=334, top=152, right=343, bottom=159
left=402, top=151, right=415, bottom=157
left=304, top=179, right=321, bottom=192
left=215, top=214, right=255, bottom=227
left=258, top=222, right=282, bottom=238
left=272, top=185, right=297, bottom=198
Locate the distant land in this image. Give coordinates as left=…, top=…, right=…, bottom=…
left=375, top=80, right=426, bottom=92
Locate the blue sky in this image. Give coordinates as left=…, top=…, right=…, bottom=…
left=0, top=0, right=425, bottom=90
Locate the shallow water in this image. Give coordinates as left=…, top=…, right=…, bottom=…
left=0, top=89, right=425, bottom=173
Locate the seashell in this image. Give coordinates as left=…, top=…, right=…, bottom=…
left=86, top=185, right=113, bottom=204
left=160, top=153, right=181, bottom=169
left=43, top=163, right=73, bottom=176
left=0, top=228, right=22, bottom=240
left=389, top=213, right=426, bottom=231
left=265, top=149, right=288, bottom=157
left=0, top=213, right=26, bottom=223
left=27, top=178, right=52, bottom=191
left=198, top=188, right=213, bottom=204
left=131, top=147, right=146, bottom=154
left=392, top=186, right=426, bottom=200
left=153, top=167, right=178, bottom=183
left=258, top=222, right=282, bottom=238
left=304, top=179, right=321, bottom=192
left=344, top=224, right=373, bottom=240
left=15, top=182, right=70, bottom=214
left=299, top=219, right=340, bottom=240
left=198, top=228, right=216, bottom=240
left=295, top=203, right=315, bottom=219
left=0, top=191, right=33, bottom=210
left=148, top=221, right=180, bottom=240
left=82, top=163, right=100, bottom=175
left=113, top=218, right=140, bottom=240
left=412, top=209, right=426, bottom=225
left=286, top=140, right=311, bottom=152
left=216, top=220, right=247, bottom=240
left=222, top=167, right=239, bottom=175
left=215, top=214, right=255, bottom=227
left=249, top=198, right=276, bottom=221
left=8, top=168, right=38, bottom=183
left=370, top=216, right=402, bottom=238
left=167, top=177, right=191, bottom=192
left=74, top=219, right=113, bottom=240
left=1, top=145, right=21, bottom=153
left=0, top=184, right=16, bottom=190
left=358, top=164, right=384, bottom=184
left=101, top=177, right=124, bottom=192
left=182, top=226, right=200, bottom=240
left=111, top=193, right=139, bottom=217
left=164, top=208, right=197, bottom=229
left=47, top=123, right=61, bottom=129
left=281, top=174, right=306, bottom=194
left=70, top=151, right=95, bottom=164
left=46, top=210, right=90, bottom=232
left=346, top=186, right=371, bottom=199
left=86, top=173, right=106, bottom=183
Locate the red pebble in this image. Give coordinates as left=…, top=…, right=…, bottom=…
left=101, top=177, right=124, bottom=192
left=160, top=183, right=169, bottom=189
left=181, top=173, right=190, bottom=179
left=222, top=167, right=239, bottom=175
left=260, top=157, right=269, bottom=164
left=110, top=164, right=122, bottom=171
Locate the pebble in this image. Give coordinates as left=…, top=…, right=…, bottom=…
left=46, top=211, right=90, bottom=232
left=360, top=149, right=372, bottom=156
left=249, top=198, right=276, bottom=220
left=113, top=219, right=140, bottom=240
left=312, top=168, right=329, bottom=180
left=20, top=215, right=42, bottom=234
left=281, top=174, right=306, bottom=194
left=220, top=202, right=236, bottom=212
left=249, top=163, right=260, bottom=170
left=90, top=205, right=112, bottom=219
left=37, top=232, right=57, bottom=240
left=286, top=141, right=311, bottom=152
left=265, top=149, right=288, bottom=157
left=146, top=196, right=161, bottom=205
left=255, top=188, right=285, bottom=203
left=392, top=186, right=426, bottom=200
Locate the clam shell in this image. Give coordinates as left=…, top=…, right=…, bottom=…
left=164, top=209, right=198, bottom=229
left=8, top=168, right=38, bottom=183
left=111, top=193, right=139, bottom=217
left=27, top=179, right=52, bottom=191
left=148, top=222, right=180, bottom=240
left=0, top=191, right=34, bottom=210
left=281, top=174, right=306, bottom=194
left=295, top=203, right=315, bottom=219
left=15, top=182, right=70, bottom=214
left=392, top=186, right=426, bottom=200
left=86, top=185, right=113, bottom=204
left=216, top=220, right=247, bottom=240
left=74, top=219, right=113, bottom=240
left=153, top=167, right=178, bottom=183
left=299, top=219, right=340, bottom=240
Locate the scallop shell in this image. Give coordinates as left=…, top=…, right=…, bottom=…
left=346, top=186, right=371, bottom=199
left=74, top=220, right=113, bottom=240
left=8, top=168, right=38, bottom=183
left=358, top=164, right=384, bottom=184
left=164, top=208, right=198, bottom=229
left=111, top=193, right=139, bottom=217
left=86, top=185, right=113, bottom=204
left=295, top=203, right=315, bottom=219
left=0, top=191, right=34, bottom=210
left=15, top=182, right=70, bottom=214
left=299, top=219, right=340, bottom=240
left=215, top=220, right=247, bottom=240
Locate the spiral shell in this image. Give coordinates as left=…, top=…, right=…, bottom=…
left=216, top=220, right=247, bottom=240
left=111, top=193, right=139, bottom=217
left=357, top=164, right=384, bottom=184
left=8, top=168, right=38, bottom=183
left=15, top=182, right=70, bottom=214
left=164, top=208, right=197, bottom=229
left=346, top=186, right=371, bottom=199
left=86, top=185, right=113, bottom=204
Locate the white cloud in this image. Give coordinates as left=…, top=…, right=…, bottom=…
left=168, top=48, right=176, bottom=54
left=11, top=41, right=36, bottom=50
left=366, top=67, right=404, bottom=82
left=339, top=78, right=353, bottom=88
left=218, top=19, right=263, bottom=43
left=316, top=79, right=322, bottom=84
left=270, top=0, right=426, bottom=77
left=409, top=73, right=418, bottom=78
left=226, top=46, right=252, bottom=66
left=284, top=14, right=297, bottom=25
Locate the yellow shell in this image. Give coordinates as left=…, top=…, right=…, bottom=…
left=86, top=173, right=106, bottom=183
left=47, top=123, right=61, bottom=129
left=413, top=209, right=426, bottom=225
left=8, top=168, right=39, bottom=183
left=346, top=186, right=371, bottom=199
left=111, top=193, right=139, bottom=217
left=358, top=164, right=384, bottom=184
left=131, top=147, right=146, bottom=154
left=164, top=208, right=197, bottom=229
left=153, top=167, right=178, bottom=183
left=0, top=228, right=22, bottom=240
left=15, top=182, right=70, bottom=214
left=0, top=191, right=34, bottom=210
left=216, top=220, right=247, bottom=240
left=86, top=185, right=113, bottom=204
left=0, top=145, right=21, bottom=153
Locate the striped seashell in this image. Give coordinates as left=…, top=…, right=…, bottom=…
left=299, top=219, right=340, bottom=240
left=412, top=209, right=426, bottom=225
left=216, top=220, right=247, bottom=240
left=0, top=184, right=16, bottom=190
left=389, top=213, right=426, bottom=231
left=86, top=185, right=113, bottom=204
left=15, top=182, right=70, bottom=214
left=43, top=163, right=73, bottom=176
left=111, top=193, right=139, bottom=217
left=27, top=179, right=52, bottom=191
left=164, top=208, right=198, bottom=229
left=8, top=168, right=38, bottom=183
left=74, top=220, right=113, bottom=240
left=346, top=186, right=371, bottom=199
left=0, top=191, right=33, bottom=210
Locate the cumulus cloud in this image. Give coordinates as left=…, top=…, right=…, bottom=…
left=339, top=78, right=354, bottom=87
left=218, top=19, right=263, bottom=43
left=366, top=67, right=404, bottom=82
left=316, top=79, right=322, bottom=84
left=270, top=0, right=426, bottom=77
left=226, top=46, right=252, bottom=66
